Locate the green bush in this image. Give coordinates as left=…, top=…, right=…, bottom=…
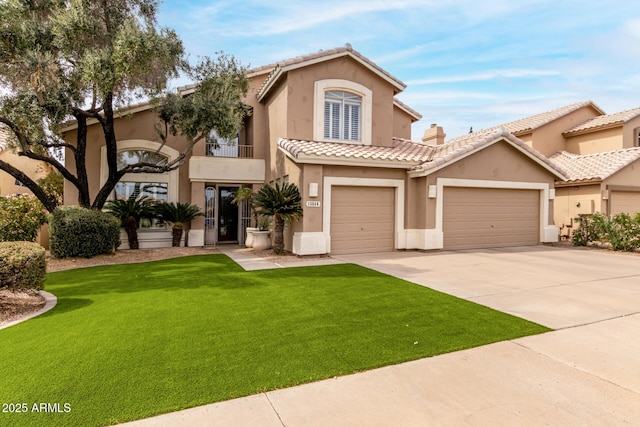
left=49, top=206, right=121, bottom=258
left=0, top=241, right=46, bottom=291
left=572, top=212, right=640, bottom=251
left=0, top=194, right=48, bottom=242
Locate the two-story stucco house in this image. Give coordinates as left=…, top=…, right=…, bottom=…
left=63, top=45, right=567, bottom=253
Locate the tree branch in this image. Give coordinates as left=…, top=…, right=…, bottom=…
left=0, top=159, right=58, bottom=212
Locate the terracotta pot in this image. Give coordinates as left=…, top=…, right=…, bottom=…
left=244, top=227, right=259, bottom=248
left=252, top=231, right=272, bottom=251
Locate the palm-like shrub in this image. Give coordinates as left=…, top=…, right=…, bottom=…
left=155, top=202, right=204, bottom=247
left=104, top=197, right=156, bottom=250
left=251, top=182, right=302, bottom=254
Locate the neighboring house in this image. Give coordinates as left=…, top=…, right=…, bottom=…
left=458, top=102, right=640, bottom=238
left=62, top=45, right=565, bottom=253
left=0, top=126, right=49, bottom=196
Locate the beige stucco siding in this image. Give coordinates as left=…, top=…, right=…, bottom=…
left=392, top=107, right=414, bottom=139
left=280, top=57, right=397, bottom=147
left=622, top=116, right=640, bottom=149
left=0, top=150, right=48, bottom=196
left=553, top=184, right=603, bottom=230
left=566, top=127, right=623, bottom=155
left=526, top=105, right=602, bottom=156
left=603, top=159, right=640, bottom=186
left=265, top=80, right=289, bottom=183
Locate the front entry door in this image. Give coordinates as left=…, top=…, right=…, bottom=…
left=217, top=186, right=238, bottom=242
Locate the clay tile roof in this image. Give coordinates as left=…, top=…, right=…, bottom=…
left=563, top=107, right=640, bottom=135
left=549, top=148, right=640, bottom=182
left=256, top=45, right=406, bottom=101
left=456, top=101, right=603, bottom=139
left=415, top=129, right=567, bottom=178
left=278, top=137, right=433, bottom=165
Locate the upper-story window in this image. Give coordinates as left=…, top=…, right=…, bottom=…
left=324, top=91, right=362, bottom=141
left=314, top=79, right=372, bottom=145
left=636, top=128, right=640, bottom=146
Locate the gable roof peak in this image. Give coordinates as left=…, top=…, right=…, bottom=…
left=549, top=147, right=640, bottom=182
left=563, top=106, right=640, bottom=136
left=255, top=45, right=406, bottom=101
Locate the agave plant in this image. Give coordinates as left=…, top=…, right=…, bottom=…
left=251, top=182, right=302, bottom=255
left=155, top=202, right=204, bottom=247
left=104, top=197, right=157, bottom=250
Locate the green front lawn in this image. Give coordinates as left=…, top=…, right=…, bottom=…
left=0, top=255, right=550, bottom=426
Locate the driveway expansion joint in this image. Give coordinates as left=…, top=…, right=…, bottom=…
left=512, top=338, right=640, bottom=396
left=264, top=392, right=287, bottom=427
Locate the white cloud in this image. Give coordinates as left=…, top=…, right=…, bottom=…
left=406, top=69, right=560, bottom=86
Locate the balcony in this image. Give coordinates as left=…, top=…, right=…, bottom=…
left=206, top=141, right=253, bottom=158
left=189, top=143, right=264, bottom=184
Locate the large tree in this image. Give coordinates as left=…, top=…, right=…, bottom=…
left=0, top=0, right=248, bottom=212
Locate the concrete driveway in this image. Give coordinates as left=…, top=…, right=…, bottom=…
left=337, top=245, right=640, bottom=329
left=125, top=245, right=640, bottom=426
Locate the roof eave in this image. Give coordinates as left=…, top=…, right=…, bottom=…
left=393, top=99, right=422, bottom=122
left=278, top=146, right=417, bottom=169
left=60, top=102, right=155, bottom=132
left=554, top=178, right=603, bottom=187
left=563, top=122, right=623, bottom=137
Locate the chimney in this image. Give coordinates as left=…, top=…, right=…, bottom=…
left=422, top=124, right=446, bottom=145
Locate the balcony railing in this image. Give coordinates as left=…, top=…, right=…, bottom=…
left=205, top=142, right=253, bottom=159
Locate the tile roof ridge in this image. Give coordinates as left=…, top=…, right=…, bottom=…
left=447, top=100, right=601, bottom=143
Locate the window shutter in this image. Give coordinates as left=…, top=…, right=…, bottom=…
left=351, top=104, right=360, bottom=141
left=331, top=102, right=340, bottom=139
left=324, top=102, right=331, bottom=139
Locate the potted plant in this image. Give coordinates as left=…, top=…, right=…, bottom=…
left=232, top=186, right=259, bottom=247
left=251, top=216, right=272, bottom=250
left=251, top=182, right=302, bottom=254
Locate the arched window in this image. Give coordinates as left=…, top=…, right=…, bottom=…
left=314, top=79, right=372, bottom=145
left=116, top=150, right=168, bottom=170
left=101, top=140, right=180, bottom=229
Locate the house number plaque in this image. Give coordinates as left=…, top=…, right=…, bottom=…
left=305, top=201, right=321, bottom=208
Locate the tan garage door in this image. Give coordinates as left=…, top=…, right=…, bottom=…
left=330, top=186, right=395, bottom=254
left=443, top=187, right=540, bottom=250
left=610, top=191, right=640, bottom=216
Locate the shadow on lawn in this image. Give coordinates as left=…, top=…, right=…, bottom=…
left=45, top=255, right=374, bottom=298
left=46, top=297, right=93, bottom=316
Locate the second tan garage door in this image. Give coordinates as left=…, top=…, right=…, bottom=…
left=610, top=191, right=640, bottom=215
left=330, top=186, right=395, bottom=254
left=443, top=187, right=540, bottom=250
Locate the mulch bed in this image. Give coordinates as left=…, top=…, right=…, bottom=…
left=0, top=289, right=45, bottom=327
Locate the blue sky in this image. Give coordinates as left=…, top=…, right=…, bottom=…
left=158, top=0, right=640, bottom=140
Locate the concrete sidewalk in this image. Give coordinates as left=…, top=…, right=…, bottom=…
left=120, top=246, right=640, bottom=426
left=216, top=245, right=344, bottom=271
